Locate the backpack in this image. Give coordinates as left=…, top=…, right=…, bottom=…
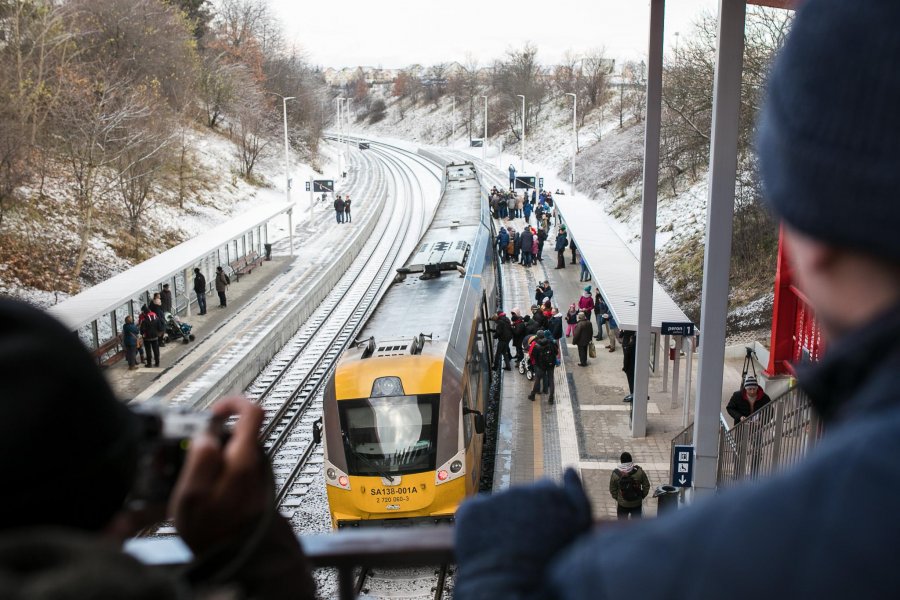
left=536, top=342, right=555, bottom=370
left=617, top=470, right=642, bottom=502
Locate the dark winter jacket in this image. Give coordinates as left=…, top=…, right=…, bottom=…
left=193, top=272, right=206, bottom=294
left=524, top=317, right=541, bottom=336
left=215, top=270, right=229, bottom=292
left=572, top=319, right=593, bottom=346
left=555, top=233, right=568, bottom=252
left=608, top=465, right=651, bottom=508
left=498, top=228, right=510, bottom=250
left=535, top=285, right=553, bottom=306
left=520, top=229, right=534, bottom=253
left=493, top=315, right=514, bottom=343
left=726, top=389, right=773, bottom=426
left=594, top=296, right=608, bottom=317
left=344, top=199, right=351, bottom=213
left=548, top=315, right=564, bottom=341
left=334, top=198, right=345, bottom=212
left=139, top=312, right=159, bottom=341
left=512, top=318, right=528, bottom=347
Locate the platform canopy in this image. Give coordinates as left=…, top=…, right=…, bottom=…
left=554, top=194, right=692, bottom=333
left=49, top=202, right=292, bottom=332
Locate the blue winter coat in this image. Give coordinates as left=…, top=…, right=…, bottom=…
left=554, top=233, right=568, bottom=252
left=497, top=228, right=510, bottom=249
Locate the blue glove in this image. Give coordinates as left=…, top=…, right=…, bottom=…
left=454, top=468, right=592, bottom=600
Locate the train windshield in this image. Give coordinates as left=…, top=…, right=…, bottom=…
left=339, top=394, right=439, bottom=476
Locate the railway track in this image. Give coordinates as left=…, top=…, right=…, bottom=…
left=355, top=564, right=451, bottom=600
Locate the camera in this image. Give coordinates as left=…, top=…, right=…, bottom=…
left=127, top=403, right=227, bottom=510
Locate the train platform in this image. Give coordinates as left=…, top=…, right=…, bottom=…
left=102, top=148, right=384, bottom=404
left=488, top=214, right=781, bottom=519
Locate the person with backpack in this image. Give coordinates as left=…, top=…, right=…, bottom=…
left=594, top=292, right=608, bottom=340
left=609, top=451, right=650, bottom=520
left=138, top=305, right=160, bottom=368
left=528, top=332, right=558, bottom=404
left=497, top=227, right=510, bottom=263
left=215, top=266, right=230, bottom=308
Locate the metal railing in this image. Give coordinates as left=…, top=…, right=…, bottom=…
left=716, top=385, right=822, bottom=486
left=670, top=421, right=694, bottom=461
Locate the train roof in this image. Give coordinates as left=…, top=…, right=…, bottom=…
left=354, top=163, right=484, bottom=351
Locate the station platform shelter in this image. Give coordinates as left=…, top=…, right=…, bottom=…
left=48, top=202, right=295, bottom=357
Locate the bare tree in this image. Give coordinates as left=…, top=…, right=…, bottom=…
left=230, top=73, right=272, bottom=178
left=491, top=44, right=548, bottom=142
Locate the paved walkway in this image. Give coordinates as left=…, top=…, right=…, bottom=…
left=490, top=210, right=780, bottom=519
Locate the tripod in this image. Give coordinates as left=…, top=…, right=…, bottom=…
left=741, top=346, right=758, bottom=383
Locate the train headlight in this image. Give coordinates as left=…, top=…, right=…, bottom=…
left=436, top=451, right=466, bottom=485
left=325, top=458, right=351, bottom=490
left=371, top=376, right=404, bottom=397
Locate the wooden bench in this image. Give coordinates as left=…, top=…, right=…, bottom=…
left=228, top=251, right=264, bottom=283
left=93, top=333, right=126, bottom=368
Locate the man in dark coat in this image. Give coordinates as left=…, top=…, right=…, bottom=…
left=726, top=375, right=772, bottom=426
left=193, top=268, right=207, bottom=315
left=334, top=195, right=345, bottom=223
left=554, top=227, right=568, bottom=269
left=520, top=227, right=534, bottom=268
left=453, top=2, right=900, bottom=598
left=527, top=332, right=557, bottom=404
left=572, top=312, right=594, bottom=367
left=138, top=305, right=160, bottom=368
left=490, top=311, right=514, bottom=370
left=621, top=329, right=636, bottom=402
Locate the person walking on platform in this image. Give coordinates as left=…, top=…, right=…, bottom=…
left=490, top=311, right=514, bottom=371
left=215, top=266, right=229, bottom=308
left=523, top=199, right=532, bottom=225
left=497, top=227, right=510, bottom=263
left=569, top=237, right=578, bottom=265
left=548, top=307, right=564, bottom=342
left=572, top=312, right=594, bottom=367
left=138, top=305, right=160, bottom=368
left=594, top=292, right=608, bottom=340
left=554, top=226, right=568, bottom=269
left=344, top=196, right=352, bottom=223
left=122, top=315, right=140, bottom=370
left=334, top=195, right=345, bottom=224
left=454, top=3, right=900, bottom=598
left=621, top=329, right=636, bottom=402
left=536, top=227, right=547, bottom=262
left=726, top=375, right=772, bottom=427
left=565, top=304, right=578, bottom=338
left=609, top=452, right=650, bottom=520
left=527, top=331, right=557, bottom=404
left=193, top=268, right=207, bottom=315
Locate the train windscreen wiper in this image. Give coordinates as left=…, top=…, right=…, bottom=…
left=342, top=432, right=397, bottom=484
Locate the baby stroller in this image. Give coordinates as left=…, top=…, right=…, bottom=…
left=517, top=334, right=537, bottom=380
left=163, top=312, right=195, bottom=344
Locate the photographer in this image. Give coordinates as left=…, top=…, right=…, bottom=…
left=0, top=298, right=315, bottom=599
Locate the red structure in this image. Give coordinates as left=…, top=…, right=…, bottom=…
left=766, top=226, right=825, bottom=376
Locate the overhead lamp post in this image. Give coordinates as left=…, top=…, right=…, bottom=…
left=480, top=95, right=488, bottom=162
left=335, top=96, right=345, bottom=175
left=565, top=92, right=577, bottom=190
left=516, top=94, right=526, bottom=172
left=268, top=93, right=296, bottom=206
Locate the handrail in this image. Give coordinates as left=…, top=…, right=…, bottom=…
left=716, top=384, right=821, bottom=486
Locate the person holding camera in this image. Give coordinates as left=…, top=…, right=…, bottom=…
left=0, top=298, right=316, bottom=599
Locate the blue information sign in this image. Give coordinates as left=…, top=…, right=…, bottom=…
left=672, top=444, right=694, bottom=488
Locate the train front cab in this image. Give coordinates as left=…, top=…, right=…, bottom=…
left=320, top=351, right=485, bottom=528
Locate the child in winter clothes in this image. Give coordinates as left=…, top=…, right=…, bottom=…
left=565, top=304, right=579, bottom=337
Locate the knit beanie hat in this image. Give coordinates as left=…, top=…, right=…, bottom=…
left=744, top=375, right=759, bottom=389
left=0, top=299, right=142, bottom=531
left=756, top=0, right=900, bottom=262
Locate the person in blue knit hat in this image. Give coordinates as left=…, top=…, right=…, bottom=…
left=454, top=1, right=900, bottom=598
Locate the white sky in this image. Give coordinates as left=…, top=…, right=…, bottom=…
left=269, top=0, right=721, bottom=69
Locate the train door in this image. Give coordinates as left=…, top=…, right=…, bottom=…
left=480, top=292, right=494, bottom=371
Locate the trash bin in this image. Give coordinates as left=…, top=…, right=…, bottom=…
left=653, top=485, right=680, bottom=515
left=264, top=243, right=272, bottom=261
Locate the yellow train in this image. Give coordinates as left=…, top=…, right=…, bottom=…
left=314, top=161, right=498, bottom=528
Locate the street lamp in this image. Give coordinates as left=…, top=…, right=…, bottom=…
left=480, top=95, right=488, bottom=162
left=565, top=92, right=576, bottom=190
left=516, top=94, right=526, bottom=172
left=268, top=93, right=296, bottom=205
left=447, top=96, right=455, bottom=139
left=335, top=96, right=346, bottom=175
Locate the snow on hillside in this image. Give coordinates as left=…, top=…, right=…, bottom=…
left=0, top=125, right=335, bottom=309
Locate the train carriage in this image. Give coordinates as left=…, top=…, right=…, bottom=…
left=316, top=161, right=498, bottom=528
